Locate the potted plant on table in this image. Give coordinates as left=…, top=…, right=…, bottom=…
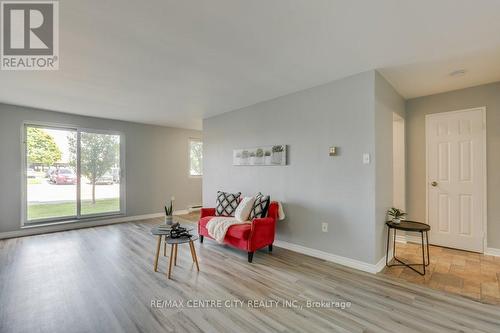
left=164, top=200, right=173, bottom=225
left=387, top=207, right=406, bottom=224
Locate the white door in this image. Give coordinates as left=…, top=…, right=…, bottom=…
left=426, top=108, right=486, bottom=252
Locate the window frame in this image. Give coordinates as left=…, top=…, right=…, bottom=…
left=21, top=121, right=126, bottom=227
left=188, top=138, right=203, bottom=178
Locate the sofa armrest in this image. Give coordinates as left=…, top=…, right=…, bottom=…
left=249, top=217, right=276, bottom=251
left=250, top=217, right=276, bottom=236
left=200, top=208, right=216, bottom=218
left=251, top=217, right=275, bottom=227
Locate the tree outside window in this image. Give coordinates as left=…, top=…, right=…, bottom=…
left=68, top=132, right=119, bottom=204
left=26, top=127, right=62, bottom=169
left=190, top=140, right=202, bottom=176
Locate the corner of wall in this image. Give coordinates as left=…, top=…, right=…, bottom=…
left=372, top=73, right=406, bottom=264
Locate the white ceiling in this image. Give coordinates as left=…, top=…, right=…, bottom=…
left=1, top=0, right=500, bottom=130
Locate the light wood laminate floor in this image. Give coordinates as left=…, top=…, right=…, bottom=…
left=381, top=241, right=500, bottom=305
left=176, top=211, right=200, bottom=223
left=1, top=219, right=500, bottom=333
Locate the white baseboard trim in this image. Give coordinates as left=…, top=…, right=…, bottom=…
left=485, top=247, right=500, bottom=257
left=274, top=240, right=385, bottom=274
left=374, top=255, right=387, bottom=273
left=0, top=213, right=165, bottom=240
left=397, top=236, right=500, bottom=257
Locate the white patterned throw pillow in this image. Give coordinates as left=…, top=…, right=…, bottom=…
left=249, top=193, right=270, bottom=219
left=234, top=196, right=256, bottom=222
left=215, top=191, right=241, bottom=216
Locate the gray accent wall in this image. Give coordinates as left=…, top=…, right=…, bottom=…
left=406, top=82, right=500, bottom=248
left=203, top=71, right=402, bottom=264
left=0, top=103, right=202, bottom=234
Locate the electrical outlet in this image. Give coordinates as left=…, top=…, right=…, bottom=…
left=321, top=222, right=328, bottom=233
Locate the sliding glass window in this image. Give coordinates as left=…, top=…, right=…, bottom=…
left=24, top=124, right=124, bottom=225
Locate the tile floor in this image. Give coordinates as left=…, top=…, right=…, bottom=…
left=381, top=242, right=500, bottom=304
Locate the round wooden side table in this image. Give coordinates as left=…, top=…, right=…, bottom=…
left=385, top=220, right=430, bottom=275
left=164, top=235, right=200, bottom=279
left=151, top=224, right=198, bottom=278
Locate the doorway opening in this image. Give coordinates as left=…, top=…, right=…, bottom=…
left=382, top=108, right=495, bottom=305
left=393, top=112, right=405, bottom=212
left=388, top=112, right=406, bottom=259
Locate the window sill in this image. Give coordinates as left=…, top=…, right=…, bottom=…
left=22, top=213, right=124, bottom=229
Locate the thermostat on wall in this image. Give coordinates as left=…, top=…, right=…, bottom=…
left=329, top=147, right=337, bottom=156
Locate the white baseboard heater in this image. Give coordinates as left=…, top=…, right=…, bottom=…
left=188, top=205, right=202, bottom=212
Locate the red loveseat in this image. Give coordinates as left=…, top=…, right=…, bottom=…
left=198, top=201, right=279, bottom=263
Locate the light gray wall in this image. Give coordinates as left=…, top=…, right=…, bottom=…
left=203, top=71, right=389, bottom=264
left=374, top=72, right=405, bottom=260
left=0, top=103, right=202, bottom=233
left=406, top=82, right=500, bottom=248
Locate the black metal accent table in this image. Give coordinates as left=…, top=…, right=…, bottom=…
left=385, top=220, right=430, bottom=275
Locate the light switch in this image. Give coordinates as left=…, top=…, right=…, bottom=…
left=363, top=153, right=370, bottom=164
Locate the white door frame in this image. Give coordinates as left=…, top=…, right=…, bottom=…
left=393, top=113, right=406, bottom=211
left=425, top=107, right=487, bottom=253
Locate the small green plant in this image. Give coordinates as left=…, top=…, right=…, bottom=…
left=264, top=150, right=271, bottom=157
left=387, top=207, right=406, bottom=220
left=256, top=148, right=264, bottom=157
left=164, top=201, right=173, bottom=216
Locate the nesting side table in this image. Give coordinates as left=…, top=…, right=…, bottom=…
left=151, top=224, right=200, bottom=279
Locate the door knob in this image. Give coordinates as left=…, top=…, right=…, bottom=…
left=431, top=181, right=438, bottom=187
